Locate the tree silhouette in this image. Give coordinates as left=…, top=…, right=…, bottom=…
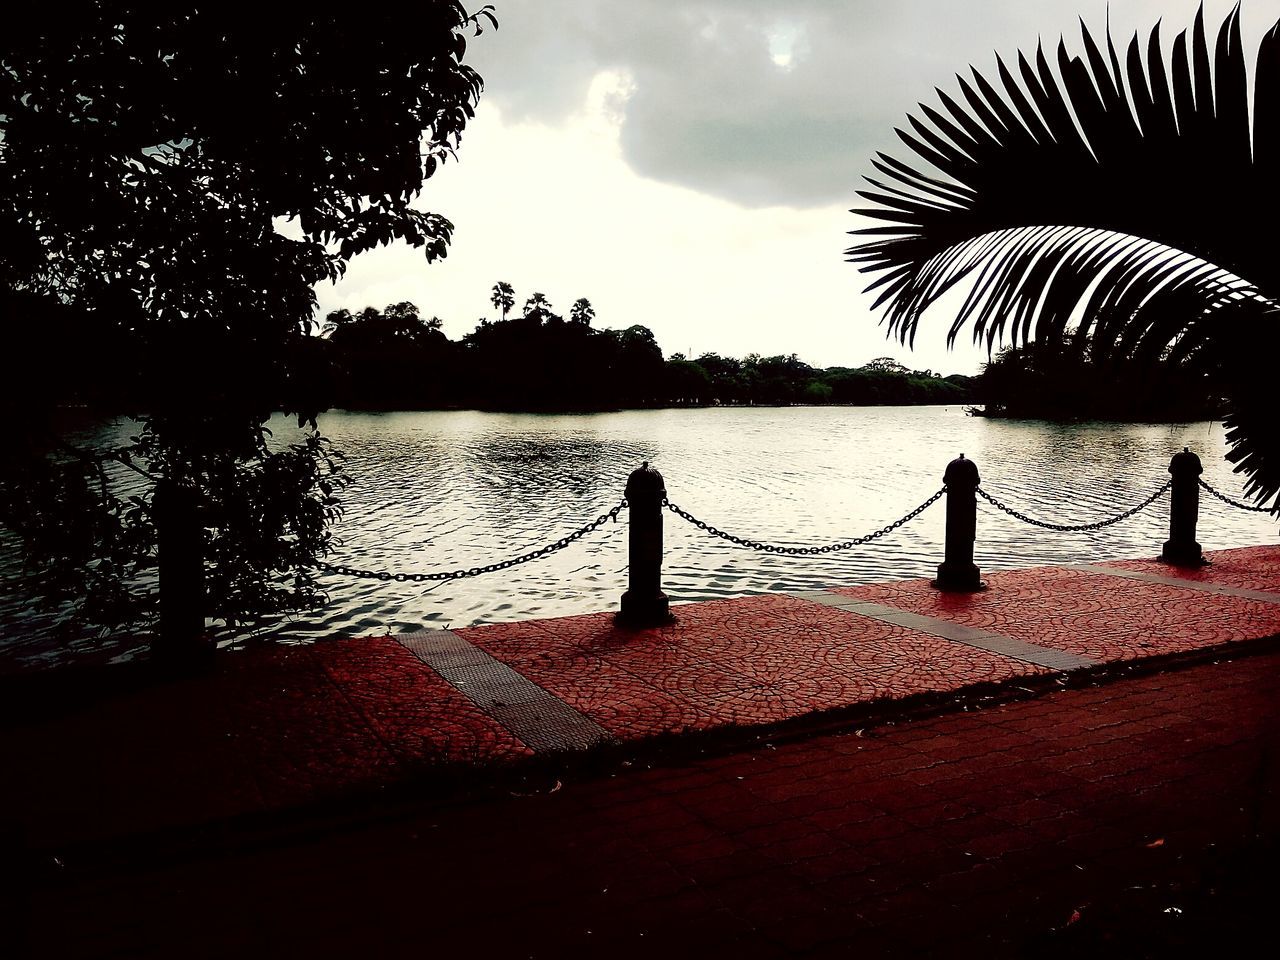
left=978, top=343, right=1217, bottom=422
left=311, top=292, right=974, bottom=411
left=0, top=5, right=495, bottom=653
left=864, top=357, right=910, bottom=376
left=848, top=3, right=1280, bottom=510
left=490, top=281, right=515, bottom=320
left=571, top=297, right=596, bottom=326
left=327, top=303, right=454, bottom=409
left=524, top=292, right=552, bottom=317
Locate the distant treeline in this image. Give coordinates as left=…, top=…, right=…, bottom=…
left=9, top=284, right=1215, bottom=421
left=974, top=342, right=1220, bottom=422
left=302, top=294, right=975, bottom=411
left=3, top=288, right=975, bottom=416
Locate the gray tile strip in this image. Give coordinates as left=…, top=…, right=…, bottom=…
left=396, top=629, right=613, bottom=753
left=1066, top=564, right=1280, bottom=604
left=793, top=591, right=1098, bottom=672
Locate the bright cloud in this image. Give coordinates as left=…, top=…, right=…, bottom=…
left=315, top=0, right=1277, bottom=376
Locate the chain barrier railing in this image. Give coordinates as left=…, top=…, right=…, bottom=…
left=975, top=480, right=1172, bottom=532
left=1198, top=478, right=1276, bottom=514
left=144, top=445, right=1275, bottom=650
left=662, top=488, right=946, bottom=555
left=312, top=499, right=627, bottom=583
left=306, top=448, right=1270, bottom=625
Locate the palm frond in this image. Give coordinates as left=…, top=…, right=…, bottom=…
left=882, top=224, right=1257, bottom=356
left=850, top=2, right=1280, bottom=511
left=1212, top=296, right=1280, bottom=505
left=849, top=2, right=1279, bottom=346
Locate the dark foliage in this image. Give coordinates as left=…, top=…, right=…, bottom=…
left=5, top=286, right=977, bottom=416
left=848, top=3, right=1280, bottom=509
left=461, top=307, right=665, bottom=410
left=976, top=343, right=1220, bottom=422
left=661, top=353, right=971, bottom=408
left=323, top=303, right=455, bottom=410
left=0, top=4, right=493, bottom=638
left=299, top=298, right=973, bottom=411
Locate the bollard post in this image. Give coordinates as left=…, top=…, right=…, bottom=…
left=1161, top=447, right=1204, bottom=566
left=934, top=453, right=984, bottom=591
left=155, top=479, right=212, bottom=668
left=619, top=461, right=672, bottom=626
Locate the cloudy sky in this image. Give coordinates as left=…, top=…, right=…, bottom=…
left=314, top=0, right=1275, bottom=375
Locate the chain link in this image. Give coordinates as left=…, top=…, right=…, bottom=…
left=312, top=499, right=627, bottom=583
left=314, top=470, right=1247, bottom=583
left=1198, top=478, right=1276, bottom=514
left=976, top=480, right=1171, bottom=532
left=662, top=488, right=945, bottom=555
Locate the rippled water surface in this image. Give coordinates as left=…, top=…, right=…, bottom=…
left=2, top=406, right=1275, bottom=670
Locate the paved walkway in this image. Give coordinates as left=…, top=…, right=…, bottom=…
left=17, top=641, right=1280, bottom=957
left=1, top=545, right=1278, bottom=852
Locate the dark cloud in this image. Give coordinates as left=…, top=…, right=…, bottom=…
left=469, top=0, right=1265, bottom=208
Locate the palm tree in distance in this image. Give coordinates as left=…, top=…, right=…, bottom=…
left=571, top=297, right=596, bottom=326
left=848, top=3, right=1280, bottom=509
left=490, top=280, right=515, bottom=320
left=524, top=291, right=551, bottom=317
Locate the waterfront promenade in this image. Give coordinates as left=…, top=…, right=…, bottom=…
left=3, top=544, right=1278, bottom=845
left=4, top=543, right=1280, bottom=955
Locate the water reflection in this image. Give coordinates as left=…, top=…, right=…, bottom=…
left=1, top=406, right=1274, bottom=671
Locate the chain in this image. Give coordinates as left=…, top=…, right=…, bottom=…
left=313, top=470, right=1248, bottom=582
left=313, top=499, right=627, bottom=583
left=976, top=480, right=1171, bottom=532
left=662, top=488, right=945, bottom=555
left=1198, top=478, right=1276, bottom=513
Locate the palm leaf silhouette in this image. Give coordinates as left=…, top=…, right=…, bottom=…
left=848, top=3, right=1280, bottom=509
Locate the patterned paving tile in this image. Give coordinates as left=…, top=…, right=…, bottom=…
left=316, top=545, right=1280, bottom=764
left=456, top=616, right=589, bottom=666
left=196, top=643, right=406, bottom=811
left=828, top=565, right=1245, bottom=629
left=691, top=679, right=841, bottom=726
left=509, top=655, right=712, bottom=738
left=460, top=597, right=1049, bottom=739
left=10, top=545, right=1280, bottom=849
left=994, top=593, right=1280, bottom=663
left=1107, top=544, right=1280, bottom=594
left=319, top=638, right=535, bottom=765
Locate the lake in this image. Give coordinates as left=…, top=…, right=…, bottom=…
left=1, top=405, right=1275, bottom=671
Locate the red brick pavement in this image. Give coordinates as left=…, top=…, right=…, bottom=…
left=0, top=639, right=531, bottom=848
left=1, top=545, right=1277, bottom=854
left=1110, top=543, right=1280, bottom=590
left=832, top=555, right=1280, bottom=664
left=459, top=595, right=1047, bottom=737
left=17, top=647, right=1280, bottom=958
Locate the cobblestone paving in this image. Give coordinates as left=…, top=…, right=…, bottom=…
left=1108, top=543, right=1280, bottom=592
left=0, top=639, right=530, bottom=848
left=830, top=551, right=1280, bottom=665
left=459, top=595, right=1048, bottom=736
left=2, top=545, right=1277, bottom=853
left=314, top=638, right=534, bottom=766
left=22, top=648, right=1280, bottom=958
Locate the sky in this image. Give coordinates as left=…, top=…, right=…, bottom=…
left=312, top=0, right=1276, bottom=376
